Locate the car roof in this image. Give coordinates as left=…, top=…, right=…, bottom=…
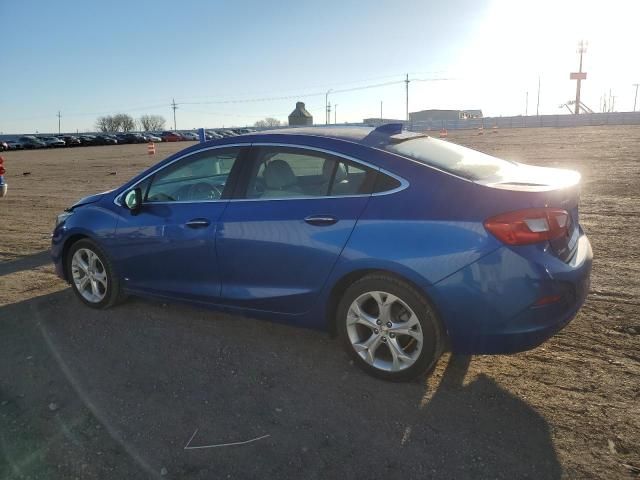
left=258, top=126, right=374, bottom=141
left=251, top=124, right=423, bottom=147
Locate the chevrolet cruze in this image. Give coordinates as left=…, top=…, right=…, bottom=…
left=51, top=124, right=592, bottom=381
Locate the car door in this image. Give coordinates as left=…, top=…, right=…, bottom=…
left=216, top=145, right=377, bottom=314
left=113, top=146, right=246, bottom=302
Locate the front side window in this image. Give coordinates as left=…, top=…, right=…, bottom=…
left=244, top=147, right=376, bottom=199
left=146, top=148, right=240, bottom=202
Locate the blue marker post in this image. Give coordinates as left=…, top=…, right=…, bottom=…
left=198, top=128, right=206, bottom=143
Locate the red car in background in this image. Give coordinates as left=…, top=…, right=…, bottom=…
left=0, top=155, right=7, bottom=197
left=160, top=131, right=184, bottom=142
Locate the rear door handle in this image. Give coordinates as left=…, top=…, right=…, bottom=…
left=304, top=215, right=338, bottom=226
left=185, top=218, right=210, bottom=228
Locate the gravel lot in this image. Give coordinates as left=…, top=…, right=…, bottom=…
left=1, top=127, right=639, bottom=479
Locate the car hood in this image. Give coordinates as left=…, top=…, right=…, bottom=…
left=69, top=189, right=114, bottom=210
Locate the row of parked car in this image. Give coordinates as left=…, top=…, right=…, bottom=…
left=0, top=128, right=256, bottom=151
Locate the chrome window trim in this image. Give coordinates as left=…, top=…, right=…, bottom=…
left=245, top=143, right=409, bottom=200
left=113, top=142, right=409, bottom=206
left=113, top=143, right=249, bottom=206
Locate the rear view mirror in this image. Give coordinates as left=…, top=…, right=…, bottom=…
left=124, top=187, right=142, bottom=213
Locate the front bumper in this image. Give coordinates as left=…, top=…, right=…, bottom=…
left=429, top=233, right=593, bottom=355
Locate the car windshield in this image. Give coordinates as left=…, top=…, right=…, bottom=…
left=386, top=136, right=518, bottom=182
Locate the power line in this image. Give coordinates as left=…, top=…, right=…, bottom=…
left=180, top=79, right=408, bottom=107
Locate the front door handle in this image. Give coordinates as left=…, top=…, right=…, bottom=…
left=185, top=218, right=210, bottom=228
left=304, top=215, right=338, bottom=226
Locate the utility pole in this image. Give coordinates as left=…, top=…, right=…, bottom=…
left=325, top=89, right=332, bottom=125
left=171, top=98, right=178, bottom=130
left=380, top=100, right=383, bottom=120
left=525, top=91, right=529, bottom=116
left=633, top=83, right=639, bottom=111
left=334, top=104, right=338, bottom=124
left=404, top=74, right=410, bottom=122
left=326, top=102, right=331, bottom=125
left=536, top=76, right=541, bottom=116
left=571, top=41, right=587, bottom=114
left=57, top=110, right=62, bottom=135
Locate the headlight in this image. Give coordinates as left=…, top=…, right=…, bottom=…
left=56, top=211, right=74, bottom=227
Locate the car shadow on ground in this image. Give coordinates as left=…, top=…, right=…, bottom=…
left=0, top=251, right=51, bottom=277
left=0, top=290, right=562, bottom=479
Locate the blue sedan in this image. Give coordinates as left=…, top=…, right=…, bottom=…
left=51, top=124, right=592, bottom=381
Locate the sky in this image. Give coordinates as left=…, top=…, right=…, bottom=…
left=1, top=0, right=639, bottom=134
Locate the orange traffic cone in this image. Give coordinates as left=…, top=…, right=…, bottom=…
left=477, top=127, right=484, bottom=135
left=147, top=142, right=156, bottom=155
left=439, top=128, right=448, bottom=138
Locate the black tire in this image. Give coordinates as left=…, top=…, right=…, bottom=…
left=66, top=238, right=125, bottom=309
left=337, top=273, right=444, bottom=382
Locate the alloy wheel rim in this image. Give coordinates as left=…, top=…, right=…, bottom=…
left=71, top=248, right=108, bottom=303
left=346, top=291, right=423, bottom=372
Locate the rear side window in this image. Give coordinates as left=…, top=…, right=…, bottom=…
left=386, top=137, right=517, bottom=181
left=243, top=147, right=377, bottom=199
left=372, top=172, right=401, bottom=193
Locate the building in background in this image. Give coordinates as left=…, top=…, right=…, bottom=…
left=409, top=109, right=483, bottom=124
left=288, top=102, right=313, bottom=126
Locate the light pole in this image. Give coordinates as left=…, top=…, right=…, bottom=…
left=536, top=76, right=540, bottom=116
left=380, top=100, right=383, bottom=120
left=171, top=98, right=178, bottom=130
left=404, top=74, right=410, bottom=122
left=633, top=84, right=639, bottom=112
left=334, top=104, right=338, bottom=124
left=325, top=89, right=332, bottom=125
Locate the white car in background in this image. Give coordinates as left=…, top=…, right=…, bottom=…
left=144, top=133, right=162, bottom=142
left=40, top=136, right=66, bottom=148
left=180, top=131, right=199, bottom=141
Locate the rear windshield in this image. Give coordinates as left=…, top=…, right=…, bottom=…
left=385, top=137, right=517, bottom=181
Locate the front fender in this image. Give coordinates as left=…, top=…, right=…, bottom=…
left=51, top=203, right=121, bottom=279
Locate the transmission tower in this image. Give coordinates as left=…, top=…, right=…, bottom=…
left=570, top=41, right=587, bottom=115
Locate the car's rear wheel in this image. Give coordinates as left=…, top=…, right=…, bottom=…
left=66, top=239, right=124, bottom=309
left=337, top=274, right=443, bottom=381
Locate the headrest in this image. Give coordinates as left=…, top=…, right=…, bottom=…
left=264, top=160, right=297, bottom=189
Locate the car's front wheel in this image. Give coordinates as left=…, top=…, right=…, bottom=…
left=66, top=239, right=124, bottom=309
left=337, top=274, right=444, bottom=381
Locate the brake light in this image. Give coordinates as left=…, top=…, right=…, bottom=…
left=533, top=294, right=563, bottom=306
left=484, top=208, right=570, bottom=246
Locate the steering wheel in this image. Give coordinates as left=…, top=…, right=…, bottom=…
left=187, top=182, right=222, bottom=201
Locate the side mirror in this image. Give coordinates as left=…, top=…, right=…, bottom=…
left=123, top=187, right=142, bottom=213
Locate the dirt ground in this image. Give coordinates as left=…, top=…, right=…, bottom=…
left=0, top=126, right=638, bottom=479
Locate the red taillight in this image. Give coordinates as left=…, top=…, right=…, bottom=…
left=533, top=294, right=563, bottom=306
left=484, top=208, right=570, bottom=246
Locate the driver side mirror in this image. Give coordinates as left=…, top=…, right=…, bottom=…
left=123, top=187, right=142, bottom=214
